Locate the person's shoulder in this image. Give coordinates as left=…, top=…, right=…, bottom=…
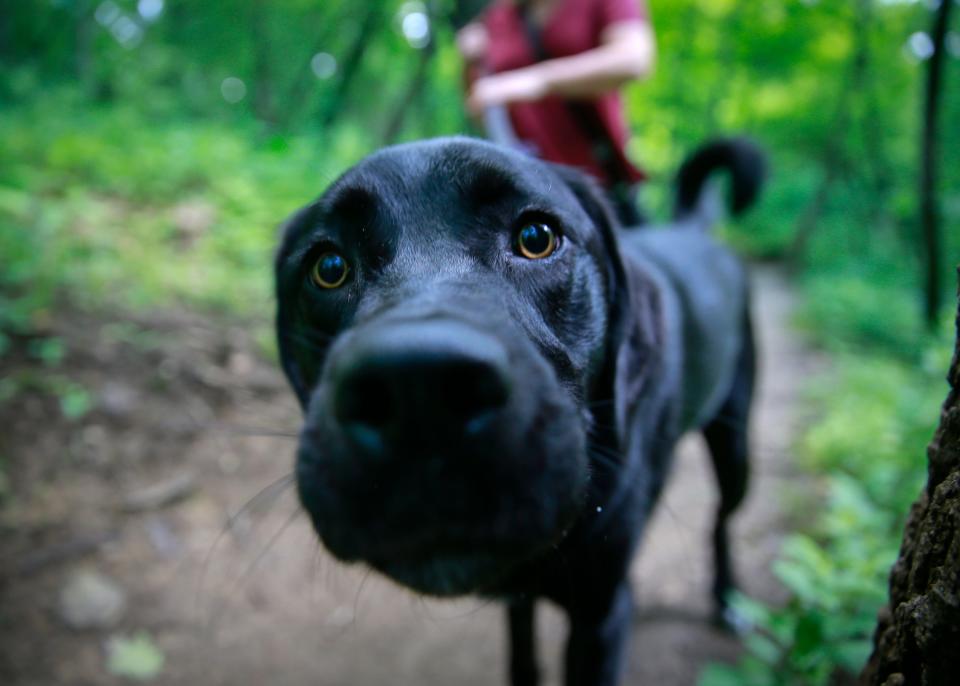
left=484, top=1, right=517, bottom=24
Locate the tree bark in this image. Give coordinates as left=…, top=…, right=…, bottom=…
left=919, top=0, right=952, bottom=328
left=861, top=270, right=960, bottom=684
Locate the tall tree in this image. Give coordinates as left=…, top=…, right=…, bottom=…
left=380, top=0, right=440, bottom=146
left=861, top=272, right=960, bottom=683
left=919, top=0, right=953, bottom=328
left=317, top=4, right=383, bottom=130
left=250, top=0, right=277, bottom=124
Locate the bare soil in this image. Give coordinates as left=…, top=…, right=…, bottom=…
left=0, top=266, right=821, bottom=686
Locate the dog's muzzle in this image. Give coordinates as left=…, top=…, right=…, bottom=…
left=295, top=310, right=588, bottom=596
left=329, top=318, right=512, bottom=460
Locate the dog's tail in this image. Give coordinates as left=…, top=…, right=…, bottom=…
left=672, top=137, right=766, bottom=229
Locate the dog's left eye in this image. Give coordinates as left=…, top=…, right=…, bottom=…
left=516, top=223, right=558, bottom=260
left=311, top=252, right=350, bottom=289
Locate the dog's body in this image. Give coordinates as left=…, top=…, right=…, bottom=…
left=275, top=137, right=764, bottom=686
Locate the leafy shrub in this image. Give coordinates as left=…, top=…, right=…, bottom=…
left=0, top=97, right=371, bottom=415
left=700, top=335, right=946, bottom=685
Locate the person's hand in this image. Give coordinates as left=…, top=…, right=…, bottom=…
left=456, top=22, right=489, bottom=62
left=468, top=68, right=549, bottom=114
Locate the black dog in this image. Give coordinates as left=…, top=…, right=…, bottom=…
left=274, top=137, right=764, bottom=686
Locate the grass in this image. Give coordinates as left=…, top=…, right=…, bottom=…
left=0, top=95, right=382, bottom=340
left=0, top=96, right=375, bottom=420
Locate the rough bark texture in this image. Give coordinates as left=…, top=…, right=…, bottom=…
left=861, top=273, right=960, bottom=685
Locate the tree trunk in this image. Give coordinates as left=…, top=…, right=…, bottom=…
left=317, top=5, right=382, bottom=130
left=276, top=8, right=341, bottom=128
left=73, top=0, right=96, bottom=97
left=381, top=44, right=435, bottom=145
left=861, top=271, right=960, bottom=684
left=919, top=0, right=953, bottom=328
left=250, top=0, right=276, bottom=125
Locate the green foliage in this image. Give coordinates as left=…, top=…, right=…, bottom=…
left=106, top=632, right=165, bottom=681
left=700, top=334, right=946, bottom=685
left=797, top=272, right=926, bottom=359
left=0, top=97, right=371, bottom=413
left=0, top=99, right=360, bottom=334
left=0, top=2, right=957, bottom=676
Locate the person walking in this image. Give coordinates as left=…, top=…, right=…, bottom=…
left=458, top=0, right=655, bottom=224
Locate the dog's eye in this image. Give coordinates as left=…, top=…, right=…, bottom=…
left=516, top=223, right=558, bottom=260
left=311, top=252, right=349, bottom=289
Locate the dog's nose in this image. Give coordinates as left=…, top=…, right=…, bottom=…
left=330, top=320, right=512, bottom=451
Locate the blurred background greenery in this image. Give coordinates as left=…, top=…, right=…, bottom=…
left=0, top=0, right=957, bottom=684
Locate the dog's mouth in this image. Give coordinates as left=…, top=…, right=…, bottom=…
left=368, top=547, right=520, bottom=597
left=297, top=439, right=586, bottom=597
left=293, top=311, right=592, bottom=597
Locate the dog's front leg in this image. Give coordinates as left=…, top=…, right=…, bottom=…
left=507, top=598, right=539, bottom=686
left=564, top=580, right=633, bottom=686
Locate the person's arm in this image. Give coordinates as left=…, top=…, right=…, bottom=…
left=467, top=20, right=655, bottom=112
left=457, top=21, right=490, bottom=65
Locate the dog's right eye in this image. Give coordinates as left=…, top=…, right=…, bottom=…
left=516, top=223, right=558, bottom=260
left=311, top=252, right=350, bottom=289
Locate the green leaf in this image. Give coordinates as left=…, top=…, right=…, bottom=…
left=698, top=664, right=753, bottom=686
left=59, top=384, right=92, bottom=420
left=106, top=632, right=165, bottom=681
left=833, top=639, right=873, bottom=671
left=744, top=633, right=782, bottom=666
left=27, top=337, right=65, bottom=367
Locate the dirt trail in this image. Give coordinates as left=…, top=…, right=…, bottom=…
left=0, top=266, right=820, bottom=686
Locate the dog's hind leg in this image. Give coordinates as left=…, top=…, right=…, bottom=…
left=701, top=308, right=755, bottom=632
left=507, top=598, right=539, bottom=686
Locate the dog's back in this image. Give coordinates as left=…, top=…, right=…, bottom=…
left=620, top=139, right=764, bottom=433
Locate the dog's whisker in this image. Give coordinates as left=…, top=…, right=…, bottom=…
left=412, top=593, right=498, bottom=622
left=196, top=472, right=296, bottom=619
left=234, top=504, right=303, bottom=585
left=309, top=541, right=324, bottom=606
left=227, top=473, right=297, bottom=533
left=208, top=504, right=303, bottom=628
left=587, top=448, right=621, bottom=473
left=349, top=567, right=375, bottom=632
left=212, top=422, right=300, bottom=439
left=199, top=500, right=302, bottom=633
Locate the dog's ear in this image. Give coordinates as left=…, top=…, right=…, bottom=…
left=549, top=165, right=634, bottom=413
left=548, top=164, right=628, bottom=307
left=551, top=165, right=663, bottom=443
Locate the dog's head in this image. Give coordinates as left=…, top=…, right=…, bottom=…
left=275, top=138, right=632, bottom=596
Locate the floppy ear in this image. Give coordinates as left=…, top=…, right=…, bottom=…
left=550, top=165, right=665, bottom=446
left=548, top=165, right=628, bottom=303
left=549, top=165, right=635, bottom=419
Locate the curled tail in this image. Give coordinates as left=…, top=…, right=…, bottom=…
left=673, top=138, right=767, bottom=228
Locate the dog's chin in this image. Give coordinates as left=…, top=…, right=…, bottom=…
left=368, top=551, right=517, bottom=597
